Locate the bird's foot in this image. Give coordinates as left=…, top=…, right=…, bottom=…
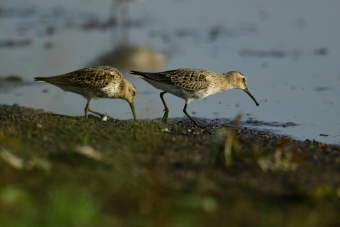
left=161, top=111, right=169, bottom=124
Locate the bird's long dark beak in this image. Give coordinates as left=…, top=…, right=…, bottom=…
left=244, top=88, right=259, bottom=106
left=129, top=102, right=137, bottom=122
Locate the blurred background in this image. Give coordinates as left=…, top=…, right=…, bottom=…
left=0, top=0, right=339, bottom=144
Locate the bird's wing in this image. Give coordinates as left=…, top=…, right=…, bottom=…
left=35, top=66, right=123, bottom=90
left=130, top=68, right=210, bottom=91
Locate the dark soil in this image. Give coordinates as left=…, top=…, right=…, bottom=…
left=1, top=104, right=340, bottom=227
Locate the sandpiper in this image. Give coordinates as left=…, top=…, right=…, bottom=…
left=35, top=66, right=137, bottom=121
left=130, top=68, right=259, bottom=126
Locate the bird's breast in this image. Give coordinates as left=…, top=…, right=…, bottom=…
left=94, top=83, right=121, bottom=98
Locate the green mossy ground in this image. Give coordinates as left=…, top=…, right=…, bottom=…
left=1, top=104, right=340, bottom=226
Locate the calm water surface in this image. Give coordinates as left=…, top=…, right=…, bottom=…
left=1, top=0, right=339, bottom=144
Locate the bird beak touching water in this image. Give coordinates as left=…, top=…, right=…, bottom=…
left=129, top=102, right=137, bottom=122
left=244, top=88, right=259, bottom=106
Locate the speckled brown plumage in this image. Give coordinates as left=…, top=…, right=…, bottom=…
left=35, top=66, right=123, bottom=90
left=35, top=66, right=137, bottom=121
left=130, top=68, right=259, bottom=126
left=131, top=68, right=211, bottom=91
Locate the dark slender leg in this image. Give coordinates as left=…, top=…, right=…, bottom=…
left=84, top=101, right=90, bottom=118
left=88, top=108, right=105, bottom=118
left=183, top=104, right=199, bottom=126
left=84, top=100, right=104, bottom=118
left=160, top=92, right=169, bottom=123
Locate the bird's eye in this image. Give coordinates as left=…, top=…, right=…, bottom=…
left=242, top=78, right=246, bottom=83
left=132, top=91, right=136, bottom=96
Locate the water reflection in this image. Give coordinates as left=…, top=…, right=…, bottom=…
left=86, top=0, right=167, bottom=72
left=88, top=44, right=167, bottom=72
left=0, top=75, right=28, bottom=93
left=110, top=0, right=146, bottom=44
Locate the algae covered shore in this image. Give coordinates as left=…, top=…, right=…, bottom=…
left=1, top=104, right=340, bottom=226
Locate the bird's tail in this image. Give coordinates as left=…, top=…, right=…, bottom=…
left=129, top=70, right=147, bottom=78
left=34, top=77, right=48, bottom=82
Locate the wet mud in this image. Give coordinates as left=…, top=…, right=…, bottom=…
left=1, top=104, right=340, bottom=226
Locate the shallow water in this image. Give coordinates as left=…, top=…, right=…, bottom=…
left=1, top=0, right=339, bottom=144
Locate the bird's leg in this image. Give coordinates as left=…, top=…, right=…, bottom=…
left=160, top=92, right=169, bottom=123
left=84, top=99, right=104, bottom=118
left=183, top=104, right=199, bottom=127
left=88, top=108, right=105, bottom=118
left=84, top=101, right=90, bottom=118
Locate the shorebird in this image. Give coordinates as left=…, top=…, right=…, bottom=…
left=35, top=66, right=137, bottom=121
left=130, top=68, right=259, bottom=126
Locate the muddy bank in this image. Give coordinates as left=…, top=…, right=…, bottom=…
left=1, top=104, right=340, bottom=226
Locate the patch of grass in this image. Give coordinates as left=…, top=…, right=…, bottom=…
left=1, top=106, right=340, bottom=226
left=0, top=185, right=110, bottom=227
left=44, top=186, right=104, bottom=227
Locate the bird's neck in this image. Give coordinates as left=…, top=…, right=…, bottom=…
left=221, top=73, right=237, bottom=89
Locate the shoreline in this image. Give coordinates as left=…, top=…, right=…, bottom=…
left=1, top=103, right=340, bottom=225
